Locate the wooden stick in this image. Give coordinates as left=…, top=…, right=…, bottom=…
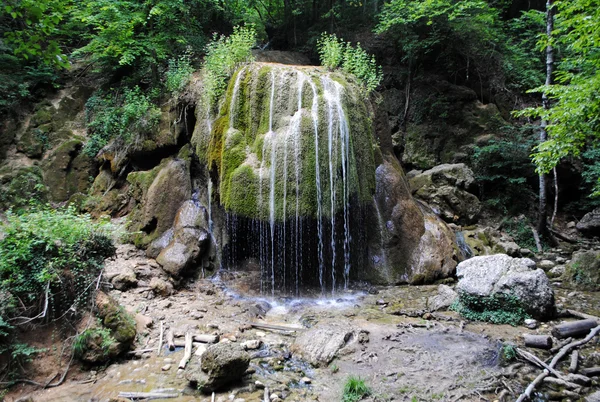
left=516, top=348, right=565, bottom=380
left=516, top=325, right=600, bottom=401
left=248, top=322, right=303, bottom=332
left=264, top=387, right=270, bottom=402
left=523, top=334, right=552, bottom=349
left=157, top=322, right=164, bottom=356
left=193, top=334, right=219, bottom=344
left=580, top=367, right=600, bottom=377
left=118, top=392, right=178, bottom=400
left=569, top=350, right=578, bottom=373
left=178, top=332, right=192, bottom=369
left=167, top=330, right=175, bottom=351
left=211, top=392, right=215, bottom=402
left=566, top=309, right=600, bottom=324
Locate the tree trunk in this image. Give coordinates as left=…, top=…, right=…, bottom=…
left=537, top=0, right=554, bottom=239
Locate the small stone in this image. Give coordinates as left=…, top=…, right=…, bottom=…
left=195, top=344, right=207, bottom=357
left=520, top=248, right=532, bottom=256
left=255, top=380, right=265, bottom=389
left=241, top=340, right=262, bottom=350
left=524, top=319, right=538, bottom=329
left=161, top=364, right=172, bottom=371
left=163, top=358, right=173, bottom=363
left=300, top=377, right=311, bottom=384
left=538, top=260, right=555, bottom=270
left=256, top=331, right=266, bottom=337
left=208, top=323, right=219, bottom=329
left=158, top=300, right=172, bottom=309
left=567, top=221, right=576, bottom=229
left=270, top=394, right=280, bottom=401
left=191, top=311, right=204, bottom=319
left=376, top=299, right=387, bottom=306
left=233, top=399, right=246, bottom=402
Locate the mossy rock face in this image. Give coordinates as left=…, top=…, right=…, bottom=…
left=17, top=128, right=45, bottom=158
left=565, top=250, right=600, bottom=290
left=193, top=63, right=377, bottom=221
left=42, top=140, right=97, bottom=202
left=31, top=107, right=55, bottom=126
left=0, top=166, right=48, bottom=209
left=0, top=119, right=17, bottom=163
left=127, top=158, right=192, bottom=247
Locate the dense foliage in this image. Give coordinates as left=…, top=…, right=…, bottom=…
left=451, top=292, right=530, bottom=326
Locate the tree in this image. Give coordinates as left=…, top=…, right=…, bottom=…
left=522, top=0, right=600, bottom=198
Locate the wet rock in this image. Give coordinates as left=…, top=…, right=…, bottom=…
left=564, top=250, right=600, bottom=290
left=146, top=229, right=174, bottom=259
left=291, top=323, right=355, bottom=367
left=186, top=343, right=250, bottom=393
left=429, top=284, right=458, bottom=311
left=456, top=254, right=555, bottom=319
left=576, top=208, right=600, bottom=237
left=408, top=164, right=481, bottom=225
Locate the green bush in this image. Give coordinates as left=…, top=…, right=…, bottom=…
left=72, top=324, right=116, bottom=359
left=450, top=292, right=530, bottom=326
left=342, top=376, right=371, bottom=402
left=84, top=86, right=161, bottom=157
left=317, top=33, right=382, bottom=93
left=165, top=51, right=195, bottom=95
left=202, top=25, right=256, bottom=108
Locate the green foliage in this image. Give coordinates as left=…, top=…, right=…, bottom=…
left=0, top=206, right=115, bottom=319
left=165, top=51, right=195, bottom=95
left=72, top=324, right=116, bottom=359
left=0, top=167, right=48, bottom=210
left=501, top=343, right=517, bottom=362
left=84, top=86, right=161, bottom=157
left=518, top=0, right=600, bottom=197
left=317, top=33, right=382, bottom=92
left=202, top=25, right=257, bottom=108
left=342, top=376, right=371, bottom=402
left=502, top=217, right=538, bottom=251
left=451, top=292, right=530, bottom=326
left=470, top=127, right=537, bottom=214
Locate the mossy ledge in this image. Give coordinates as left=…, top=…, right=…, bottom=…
left=192, top=62, right=377, bottom=221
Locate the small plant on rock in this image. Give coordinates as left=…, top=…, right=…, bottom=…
left=342, top=375, right=371, bottom=402
left=450, top=292, right=530, bottom=326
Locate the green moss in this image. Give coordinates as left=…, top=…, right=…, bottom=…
left=0, top=166, right=47, bottom=209
left=31, top=107, right=54, bottom=126
left=450, top=292, right=530, bottom=326
left=224, top=164, right=259, bottom=216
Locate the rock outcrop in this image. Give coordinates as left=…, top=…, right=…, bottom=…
left=565, top=250, right=600, bottom=290
left=456, top=254, right=555, bottom=319
left=186, top=343, right=250, bottom=393
left=577, top=208, right=600, bottom=237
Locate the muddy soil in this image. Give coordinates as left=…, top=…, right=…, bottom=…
left=4, top=247, right=600, bottom=402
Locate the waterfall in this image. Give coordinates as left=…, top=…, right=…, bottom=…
left=218, top=64, right=374, bottom=296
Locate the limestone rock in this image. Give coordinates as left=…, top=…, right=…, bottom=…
left=186, top=343, right=250, bottom=393
left=409, top=164, right=481, bottom=224
left=156, top=227, right=209, bottom=277
left=565, top=250, right=600, bottom=290
left=150, top=277, right=174, bottom=296
left=456, top=254, right=555, bottom=319
left=429, top=285, right=458, bottom=311
left=111, top=268, right=137, bottom=290
left=291, top=323, right=355, bottom=367
left=463, top=227, right=520, bottom=257
left=577, top=208, right=600, bottom=237
left=147, top=229, right=174, bottom=259
left=586, top=391, right=600, bottom=402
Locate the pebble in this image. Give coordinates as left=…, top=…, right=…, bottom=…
left=256, top=331, right=266, bottom=337
left=300, top=377, right=311, bottom=384
left=538, top=260, right=555, bottom=270
left=208, top=323, right=219, bottom=329
left=161, top=364, right=172, bottom=371
left=158, top=300, right=172, bottom=309
left=163, top=358, right=173, bottom=363
left=255, top=380, right=265, bottom=389
left=524, top=319, right=538, bottom=329
left=270, top=394, right=280, bottom=401
left=233, top=399, right=246, bottom=402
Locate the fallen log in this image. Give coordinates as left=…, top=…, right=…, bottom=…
left=552, top=319, right=597, bottom=339
left=565, top=309, right=600, bottom=324
left=167, top=330, right=175, bottom=351
left=248, top=322, right=304, bottom=332
left=580, top=367, right=600, bottom=377
left=178, top=333, right=192, bottom=369
left=118, top=392, right=178, bottom=400
left=523, top=334, right=552, bottom=349
left=569, top=350, right=578, bottom=373
left=193, top=334, right=219, bottom=344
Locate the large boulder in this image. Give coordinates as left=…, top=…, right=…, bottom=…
left=564, top=250, right=600, bottom=290
left=408, top=163, right=481, bottom=224
left=186, top=343, right=250, bottom=393
left=577, top=208, right=600, bottom=237
left=456, top=254, right=555, bottom=319
left=291, top=323, right=355, bottom=367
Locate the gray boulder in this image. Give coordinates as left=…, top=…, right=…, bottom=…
left=456, top=254, right=555, bottom=319
left=408, top=164, right=481, bottom=224
left=429, top=284, right=458, bottom=311
left=565, top=250, right=600, bottom=290
left=291, top=323, right=355, bottom=367
left=186, top=343, right=250, bottom=393
left=577, top=208, right=600, bottom=237
left=156, top=227, right=209, bottom=277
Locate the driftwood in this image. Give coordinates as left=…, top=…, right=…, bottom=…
left=552, top=319, right=597, bottom=339
left=178, top=333, right=193, bottom=369
left=523, top=334, right=552, bottom=349
left=248, top=322, right=303, bottom=332
left=580, top=367, right=600, bottom=377
left=167, top=330, right=175, bottom=351
left=543, top=376, right=580, bottom=390
left=569, top=350, right=579, bottom=373
left=516, top=325, right=600, bottom=402
left=566, top=309, right=600, bottom=324
left=157, top=322, right=164, bottom=356
left=516, top=348, right=565, bottom=380
left=193, top=334, right=219, bottom=344
left=118, top=391, right=178, bottom=400
left=566, top=373, right=591, bottom=385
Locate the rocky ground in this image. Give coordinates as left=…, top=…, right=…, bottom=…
left=3, top=242, right=600, bottom=402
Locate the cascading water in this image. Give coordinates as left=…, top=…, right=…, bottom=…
left=208, top=63, right=376, bottom=296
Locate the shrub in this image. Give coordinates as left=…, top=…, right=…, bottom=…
left=450, top=292, right=530, bottom=326
left=165, top=51, right=195, bottom=95
left=317, top=33, right=382, bottom=93
left=84, top=86, right=161, bottom=157
left=202, top=26, right=256, bottom=108
left=72, top=325, right=116, bottom=360
left=342, top=376, right=371, bottom=402
left=501, top=343, right=517, bottom=362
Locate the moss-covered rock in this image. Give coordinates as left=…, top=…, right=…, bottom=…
left=17, top=128, right=45, bottom=158
left=0, top=119, right=17, bottom=163
left=0, top=166, right=48, bottom=209
left=42, top=139, right=97, bottom=202
left=565, top=250, right=600, bottom=290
